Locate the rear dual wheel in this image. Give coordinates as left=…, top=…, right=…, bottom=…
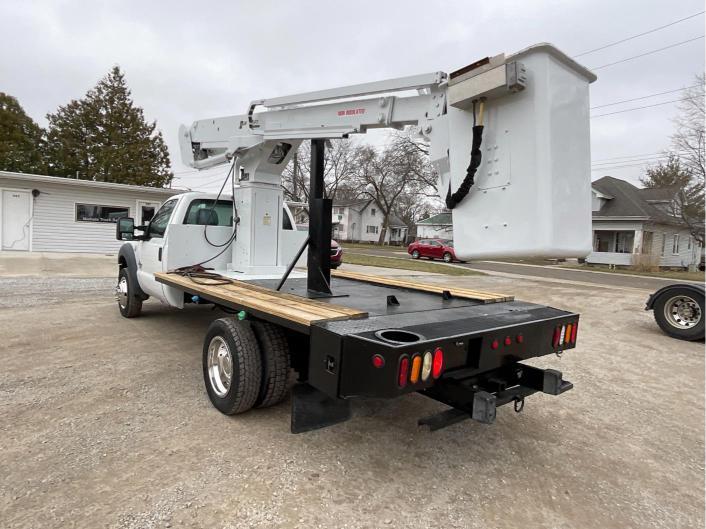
left=203, top=318, right=290, bottom=415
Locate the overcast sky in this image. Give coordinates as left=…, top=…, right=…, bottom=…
left=1, top=0, right=703, bottom=191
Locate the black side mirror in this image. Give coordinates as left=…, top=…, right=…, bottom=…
left=116, top=217, right=135, bottom=241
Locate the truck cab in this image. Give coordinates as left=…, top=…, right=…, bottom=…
left=115, top=191, right=299, bottom=315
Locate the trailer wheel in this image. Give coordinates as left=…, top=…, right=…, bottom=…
left=116, top=267, right=142, bottom=318
left=652, top=287, right=704, bottom=341
left=203, top=318, right=262, bottom=414
left=251, top=321, right=291, bottom=408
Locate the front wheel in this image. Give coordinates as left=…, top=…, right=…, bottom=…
left=443, top=252, right=453, bottom=263
left=116, top=267, right=142, bottom=318
left=203, top=318, right=262, bottom=414
left=652, top=288, right=704, bottom=341
left=411, top=250, right=420, bottom=259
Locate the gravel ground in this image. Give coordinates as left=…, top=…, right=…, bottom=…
left=0, top=273, right=703, bottom=529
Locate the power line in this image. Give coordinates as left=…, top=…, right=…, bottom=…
left=590, top=35, right=704, bottom=70
left=574, top=11, right=704, bottom=57
left=590, top=96, right=698, bottom=118
left=592, top=154, right=679, bottom=166
left=592, top=150, right=688, bottom=162
left=590, top=85, right=700, bottom=109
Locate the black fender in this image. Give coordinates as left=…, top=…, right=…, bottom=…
left=645, top=283, right=705, bottom=311
left=118, top=243, right=149, bottom=300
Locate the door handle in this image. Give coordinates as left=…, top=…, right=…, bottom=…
left=158, top=247, right=162, bottom=261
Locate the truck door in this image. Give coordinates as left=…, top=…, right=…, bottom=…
left=137, top=198, right=178, bottom=298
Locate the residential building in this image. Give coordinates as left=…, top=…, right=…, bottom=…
left=416, top=212, right=452, bottom=239
left=331, top=199, right=407, bottom=244
left=589, top=176, right=701, bottom=269
left=0, top=170, right=182, bottom=254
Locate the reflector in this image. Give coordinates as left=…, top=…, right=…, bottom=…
left=372, top=354, right=385, bottom=368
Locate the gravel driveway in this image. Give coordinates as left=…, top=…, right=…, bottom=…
left=0, top=273, right=703, bottom=529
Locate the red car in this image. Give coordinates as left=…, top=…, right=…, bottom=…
left=331, top=240, right=343, bottom=268
left=407, top=239, right=463, bottom=263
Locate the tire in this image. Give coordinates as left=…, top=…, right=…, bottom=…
left=116, top=267, right=142, bottom=318
left=251, top=321, right=290, bottom=408
left=652, top=288, right=704, bottom=341
left=203, top=318, right=262, bottom=414
left=411, top=250, right=420, bottom=259
left=443, top=252, right=453, bottom=263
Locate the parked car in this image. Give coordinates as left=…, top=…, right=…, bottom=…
left=331, top=240, right=343, bottom=268
left=407, top=239, right=464, bottom=263
left=645, top=283, right=704, bottom=341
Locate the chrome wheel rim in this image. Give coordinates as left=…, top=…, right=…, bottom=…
left=663, top=295, right=702, bottom=329
left=116, top=276, right=128, bottom=309
left=207, top=336, right=233, bottom=397
left=412, top=251, right=419, bottom=258
left=444, top=253, right=452, bottom=262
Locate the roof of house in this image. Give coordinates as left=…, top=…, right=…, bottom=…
left=637, top=184, right=681, bottom=203
left=0, top=170, right=184, bottom=196
left=388, top=214, right=406, bottom=227
left=333, top=198, right=372, bottom=209
left=591, top=176, right=682, bottom=225
left=417, top=212, right=452, bottom=225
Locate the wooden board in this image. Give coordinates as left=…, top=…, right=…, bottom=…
left=155, top=272, right=367, bottom=329
left=330, top=269, right=512, bottom=303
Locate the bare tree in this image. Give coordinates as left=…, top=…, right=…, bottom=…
left=354, top=134, right=434, bottom=244
left=282, top=139, right=362, bottom=205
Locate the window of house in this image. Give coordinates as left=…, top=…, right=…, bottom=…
left=183, top=199, right=233, bottom=226
left=366, top=225, right=378, bottom=234
left=371, top=208, right=376, bottom=216
left=672, top=234, right=680, bottom=254
left=614, top=231, right=634, bottom=253
left=687, top=237, right=692, bottom=250
left=593, top=231, right=614, bottom=253
left=661, top=234, right=667, bottom=256
left=76, top=203, right=130, bottom=223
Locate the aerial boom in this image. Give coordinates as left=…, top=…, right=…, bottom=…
left=179, top=43, right=596, bottom=269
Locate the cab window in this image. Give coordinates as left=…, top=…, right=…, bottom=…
left=183, top=199, right=233, bottom=226
left=147, top=199, right=178, bottom=238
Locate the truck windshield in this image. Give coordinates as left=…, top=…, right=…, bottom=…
left=183, top=199, right=233, bottom=226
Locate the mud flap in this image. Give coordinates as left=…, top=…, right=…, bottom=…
left=290, top=383, right=352, bottom=434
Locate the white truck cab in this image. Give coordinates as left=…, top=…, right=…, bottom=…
left=115, top=191, right=299, bottom=317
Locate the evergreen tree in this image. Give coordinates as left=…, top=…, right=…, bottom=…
left=0, top=92, right=46, bottom=173
left=46, top=66, right=172, bottom=186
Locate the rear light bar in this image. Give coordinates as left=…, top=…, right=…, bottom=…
left=394, top=348, right=444, bottom=389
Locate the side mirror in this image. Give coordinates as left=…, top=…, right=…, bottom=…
left=116, top=217, right=135, bottom=241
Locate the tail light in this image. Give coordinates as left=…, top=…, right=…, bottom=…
left=371, top=354, right=385, bottom=368
left=421, top=351, right=432, bottom=381
left=432, top=347, right=444, bottom=379
left=552, top=321, right=579, bottom=348
left=410, top=355, right=422, bottom=384
left=398, top=356, right=409, bottom=388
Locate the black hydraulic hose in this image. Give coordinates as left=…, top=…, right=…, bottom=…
left=445, top=124, right=484, bottom=210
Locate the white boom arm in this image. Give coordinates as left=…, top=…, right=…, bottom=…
left=179, top=43, right=596, bottom=272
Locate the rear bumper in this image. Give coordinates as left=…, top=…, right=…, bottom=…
left=308, top=301, right=579, bottom=399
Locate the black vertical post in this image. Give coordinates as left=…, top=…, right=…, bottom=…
left=307, top=139, right=332, bottom=295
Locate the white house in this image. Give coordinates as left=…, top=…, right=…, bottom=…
left=416, top=212, right=452, bottom=239
left=329, top=199, right=407, bottom=244
left=588, top=176, right=701, bottom=269
left=0, top=170, right=182, bottom=254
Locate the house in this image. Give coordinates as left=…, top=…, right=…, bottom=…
left=0, top=170, right=182, bottom=254
left=416, top=212, right=452, bottom=239
left=331, top=199, right=407, bottom=244
left=589, top=176, right=701, bottom=269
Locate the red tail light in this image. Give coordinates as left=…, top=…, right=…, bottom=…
left=432, top=347, right=444, bottom=379
left=372, top=354, right=385, bottom=368
left=398, top=356, right=409, bottom=388
left=571, top=322, right=578, bottom=343
left=552, top=326, right=561, bottom=347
